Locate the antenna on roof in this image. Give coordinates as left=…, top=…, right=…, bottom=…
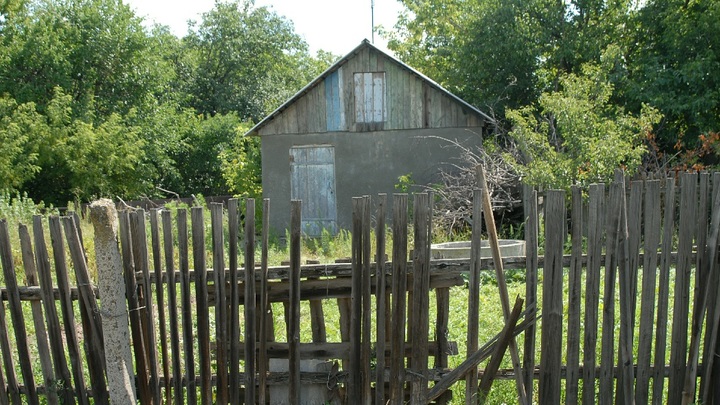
left=371, top=0, right=375, bottom=44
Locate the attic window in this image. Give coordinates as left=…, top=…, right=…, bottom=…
left=354, top=72, right=386, bottom=123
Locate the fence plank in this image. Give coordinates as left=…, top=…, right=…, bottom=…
left=243, top=199, right=257, bottom=404
left=410, top=193, right=432, bottom=404
left=350, top=197, right=364, bottom=403
left=616, top=176, right=634, bottom=404
left=669, top=172, right=697, bottom=404
left=177, top=209, right=197, bottom=404
left=636, top=180, right=661, bottom=404
left=150, top=210, right=171, bottom=403
left=583, top=183, right=605, bottom=405
left=429, top=307, right=537, bottom=402
left=49, top=216, right=90, bottom=405
left=288, top=200, right=302, bottom=404
left=466, top=189, right=483, bottom=405
left=653, top=177, right=676, bottom=404
left=478, top=167, right=527, bottom=404
left=599, top=181, right=622, bottom=405
left=0, top=220, right=38, bottom=404
left=539, top=190, right=566, bottom=405
left=478, top=297, right=524, bottom=404
left=33, top=216, right=74, bottom=404
left=389, top=194, right=408, bottom=403
left=683, top=172, right=711, bottom=404
left=161, top=210, right=183, bottom=404
left=701, top=173, right=720, bottom=404
left=375, top=194, right=388, bottom=405
left=19, top=224, right=57, bottom=405
left=361, top=196, right=372, bottom=404
left=258, top=199, right=270, bottom=405
left=0, top=291, right=19, bottom=404
left=227, top=199, right=240, bottom=403
left=119, top=212, right=152, bottom=404
left=131, top=210, right=162, bottom=405
left=191, top=207, right=212, bottom=404
left=62, top=217, right=109, bottom=403
left=522, top=185, right=538, bottom=404
left=566, top=186, right=583, bottom=405
left=210, top=203, right=229, bottom=403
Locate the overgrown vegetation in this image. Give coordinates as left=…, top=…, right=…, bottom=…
left=1, top=0, right=717, bottom=213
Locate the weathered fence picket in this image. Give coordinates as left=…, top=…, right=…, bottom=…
left=636, top=180, right=661, bottom=404
left=583, top=183, right=605, bottom=404
left=2, top=173, right=720, bottom=404
left=149, top=209, right=170, bottom=404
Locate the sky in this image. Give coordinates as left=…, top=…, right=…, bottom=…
left=123, top=0, right=404, bottom=56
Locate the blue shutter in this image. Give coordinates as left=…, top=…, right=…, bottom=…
left=325, top=71, right=343, bottom=131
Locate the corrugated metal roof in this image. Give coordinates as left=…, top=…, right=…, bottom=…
left=245, top=39, right=494, bottom=136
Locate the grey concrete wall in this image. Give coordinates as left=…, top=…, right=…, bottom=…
left=261, top=127, right=484, bottom=235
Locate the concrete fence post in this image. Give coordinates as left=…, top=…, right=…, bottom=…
left=89, top=199, right=137, bottom=403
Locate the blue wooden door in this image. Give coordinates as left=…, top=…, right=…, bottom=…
left=290, top=146, right=338, bottom=236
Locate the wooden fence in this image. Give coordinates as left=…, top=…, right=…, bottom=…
left=0, top=171, right=719, bottom=404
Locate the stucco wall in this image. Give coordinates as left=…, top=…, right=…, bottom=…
left=261, top=127, right=484, bottom=235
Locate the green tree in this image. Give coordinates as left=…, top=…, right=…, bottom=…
left=182, top=0, right=317, bottom=120
left=221, top=123, right=261, bottom=198
left=23, top=88, right=149, bottom=204
left=0, top=0, right=163, bottom=119
left=0, top=95, right=45, bottom=190
left=387, top=0, right=638, bottom=118
left=506, top=54, right=661, bottom=190
left=624, top=0, right=720, bottom=151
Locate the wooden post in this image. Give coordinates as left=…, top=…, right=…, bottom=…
left=149, top=209, right=171, bottom=403
left=701, top=173, right=720, bottom=404
left=477, top=166, right=528, bottom=404
left=583, top=183, right=605, bottom=404
left=652, top=177, right=676, bottom=404
left=635, top=180, right=661, bottom=404
left=350, top=197, right=364, bottom=403
left=118, top=212, right=152, bottom=403
left=566, top=186, right=583, bottom=404
left=130, top=210, right=162, bottom=405
left=210, top=203, right=229, bottom=403
left=0, top=219, right=39, bottom=405
left=177, top=209, right=198, bottom=404
left=375, top=194, right=388, bottom=405
left=669, top=172, right=697, bottom=404
left=258, top=199, right=271, bottom=405
left=228, top=199, right=241, bottom=403
left=32, top=216, right=74, bottom=404
left=478, top=297, right=524, bottom=404
left=18, top=225, right=57, bottom=405
left=522, top=185, right=538, bottom=403
left=410, top=193, right=431, bottom=404
left=89, top=199, right=136, bottom=404
left=62, top=216, right=109, bottom=403
left=49, top=216, right=90, bottom=405
left=389, top=194, right=408, bottom=404
left=191, top=207, right=213, bottom=404
left=466, top=189, right=483, bottom=405
left=244, top=199, right=257, bottom=404
left=361, top=196, right=372, bottom=404
left=538, top=190, right=565, bottom=405
left=161, top=210, right=183, bottom=404
left=616, top=175, right=634, bottom=404
left=683, top=173, right=714, bottom=404
left=289, top=200, right=302, bottom=404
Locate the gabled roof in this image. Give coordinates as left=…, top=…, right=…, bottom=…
left=245, top=39, right=493, bottom=136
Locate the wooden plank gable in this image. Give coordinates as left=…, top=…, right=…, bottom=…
left=254, top=41, right=488, bottom=136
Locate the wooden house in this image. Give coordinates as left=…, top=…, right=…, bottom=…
left=246, top=40, right=493, bottom=235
